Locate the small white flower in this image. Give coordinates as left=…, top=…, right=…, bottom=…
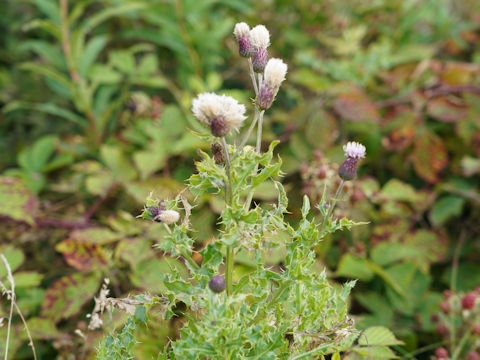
left=157, top=210, right=180, bottom=224
left=233, top=22, right=250, bottom=39
left=250, top=25, right=270, bottom=49
left=192, top=92, right=246, bottom=133
left=264, top=58, right=287, bottom=89
left=343, top=141, right=366, bottom=159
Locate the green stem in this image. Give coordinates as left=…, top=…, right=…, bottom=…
left=452, top=329, right=472, bottom=360
left=222, top=138, right=234, bottom=296
left=244, top=110, right=265, bottom=209
left=320, top=180, right=345, bottom=232
left=248, top=58, right=258, bottom=95
left=239, top=109, right=259, bottom=148
left=250, top=280, right=291, bottom=325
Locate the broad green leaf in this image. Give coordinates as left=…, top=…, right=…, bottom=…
left=41, top=272, right=101, bottom=322
left=359, top=326, right=403, bottom=346
left=70, top=227, right=122, bottom=245
left=336, top=254, right=374, bottom=281
left=56, top=239, right=110, bottom=271
left=100, top=145, right=137, bottom=182
left=13, top=271, right=43, bottom=288
left=78, top=35, right=108, bottom=77
left=129, top=258, right=187, bottom=293
left=0, top=245, right=25, bottom=278
left=430, top=195, right=465, bottom=226
left=0, top=177, right=38, bottom=224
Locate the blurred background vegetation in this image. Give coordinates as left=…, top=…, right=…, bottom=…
left=0, top=0, right=479, bottom=358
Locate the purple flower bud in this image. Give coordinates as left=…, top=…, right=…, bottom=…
left=252, top=47, right=268, bottom=73
left=210, top=116, right=229, bottom=137
left=256, top=85, right=275, bottom=110
left=238, top=36, right=253, bottom=57
left=338, top=157, right=358, bottom=181
left=208, top=275, right=226, bottom=293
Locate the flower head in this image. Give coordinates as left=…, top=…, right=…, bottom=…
left=343, top=141, right=366, bottom=159
left=192, top=93, right=246, bottom=136
left=234, top=22, right=250, bottom=39
left=156, top=210, right=180, bottom=224
left=250, top=25, right=270, bottom=49
left=234, top=22, right=253, bottom=57
left=264, top=58, right=287, bottom=89
left=338, top=141, right=366, bottom=181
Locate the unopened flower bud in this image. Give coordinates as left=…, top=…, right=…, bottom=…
left=208, top=275, right=226, bottom=293
left=439, top=300, right=451, bottom=314
left=462, top=292, right=476, bottom=310
left=435, top=347, right=449, bottom=359
left=338, top=141, right=366, bottom=181
left=252, top=47, right=268, bottom=73
left=436, top=323, right=449, bottom=337
left=256, top=84, right=275, bottom=110
left=256, top=58, right=287, bottom=109
left=210, top=116, right=229, bottom=137
left=250, top=25, right=270, bottom=73
left=467, top=352, right=480, bottom=360
left=338, top=157, right=359, bottom=181
left=192, top=93, right=246, bottom=137
left=156, top=210, right=180, bottom=224
left=473, top=323, right=480, bottom=335
left=233, top=22, right=253, bottom=57
left=211, top=142, right=225, bottom=164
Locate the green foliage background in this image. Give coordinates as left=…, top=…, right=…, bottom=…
left=0, top=0, right=479, bottom=358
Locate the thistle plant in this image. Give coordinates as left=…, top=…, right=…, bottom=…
left=94, top=23, right=391, bottom=360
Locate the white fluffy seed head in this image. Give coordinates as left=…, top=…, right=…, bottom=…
left=264, top=58, right=287, bottom=89
left=250, top=25, right=270, bottom=49
left=157, top=210, right=180, bottom=224
left=343, top=141, right=366, bottom=159
left=192, top=93, right=247, bottom=133
left=234, top=22, right=250, bottom=39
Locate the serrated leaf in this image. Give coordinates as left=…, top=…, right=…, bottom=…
left=430, top=195, right=465, bottom=226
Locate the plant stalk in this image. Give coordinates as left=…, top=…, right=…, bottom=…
left=222, top=137, right=234, bottom=296
left=248, top=58, right=258, bottom=95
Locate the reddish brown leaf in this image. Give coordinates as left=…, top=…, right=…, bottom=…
left=56, top=239, right=109, bottom=271
left=333, top=87, right=380, bottom=123
left=0, top=176, right=38, bottom=224
left=412, top=133, right=448, bottom=183
left=427, top=97, right=468, bottom=123
left=41, top=272, right=100, bottom=323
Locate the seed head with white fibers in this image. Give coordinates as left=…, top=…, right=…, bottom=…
left=264, top=58, right=287, bottom=89
left=250, top=25, right=270, bottom=49
left=234, top=22, right=253, bottom=57
left=156, top=210, right=180, bottom=224
left=192, top=93, right=247, bottom=136
left=234, top=22, right=250, bottom=39
left=343, top=141, right=366, bottom=159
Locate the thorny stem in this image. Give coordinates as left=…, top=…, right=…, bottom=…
left=248, top=58, right=258, bottom=95
left=321, top=180, right=345, bottom=231
left=222, top=137, right=234, bottom=296
left=244, top=110, right=265, bottom=209
left=239, top=108, right=260, bottom=148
